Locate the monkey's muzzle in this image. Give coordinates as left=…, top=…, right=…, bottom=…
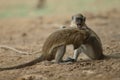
left=76, top=23, right=83, bottom=29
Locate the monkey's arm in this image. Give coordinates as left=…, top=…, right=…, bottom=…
left=73, top=47, right=82, bottom=60
left=64, top=47, right=82, bottom=62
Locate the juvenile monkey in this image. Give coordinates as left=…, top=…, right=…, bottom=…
left=0, top=27, right=90, bottom=71
left=64, top=13, right=105, bottom=62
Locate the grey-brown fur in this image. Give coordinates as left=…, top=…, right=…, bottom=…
left=69, top=13, right=104, bottom=61
left=0, top=27, right=90, bottom=71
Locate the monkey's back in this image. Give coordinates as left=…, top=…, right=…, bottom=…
left=42, top=27, right=89, bottom=54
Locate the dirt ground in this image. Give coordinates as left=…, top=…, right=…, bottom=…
left=0, top=10, right=120, bottom=80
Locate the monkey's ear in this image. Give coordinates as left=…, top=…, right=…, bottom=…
left=83, top=17, right=86, bottom=22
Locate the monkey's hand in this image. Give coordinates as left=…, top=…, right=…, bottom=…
left=64, top=57, right=76, bottom=62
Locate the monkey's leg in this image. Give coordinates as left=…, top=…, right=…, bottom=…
left=83, top=44, right=104, bottom=60
left=55, top=45, right=66, bottom=63
left=82, top=44, right=97, bottom=60
left=83, top=36, right=104, bottom=60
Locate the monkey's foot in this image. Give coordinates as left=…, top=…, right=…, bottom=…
left=64, top=57, right=76, bottom=62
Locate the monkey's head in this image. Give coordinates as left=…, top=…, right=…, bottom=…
left=72, top=13, right=86, bottom=29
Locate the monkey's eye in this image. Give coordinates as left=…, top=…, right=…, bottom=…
left=76, top=18, right=82, bottom=21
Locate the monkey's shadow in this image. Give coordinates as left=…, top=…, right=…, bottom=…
left=105, top=52, right=120, bottom=59
left=77, top=52, right=120, bottom=61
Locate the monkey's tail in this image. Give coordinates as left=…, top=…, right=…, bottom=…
left=0, top=54, right=44, bottom=71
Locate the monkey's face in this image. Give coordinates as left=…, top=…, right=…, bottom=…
left=72, top=14, right=86, bottom=28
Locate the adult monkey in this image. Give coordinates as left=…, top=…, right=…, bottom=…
left=64, top=13, right=105, bottom=62
left=0, top=27, right=90, bottom=71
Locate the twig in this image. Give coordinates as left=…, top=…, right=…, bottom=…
left=0, top=45, right=31, bottom=55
